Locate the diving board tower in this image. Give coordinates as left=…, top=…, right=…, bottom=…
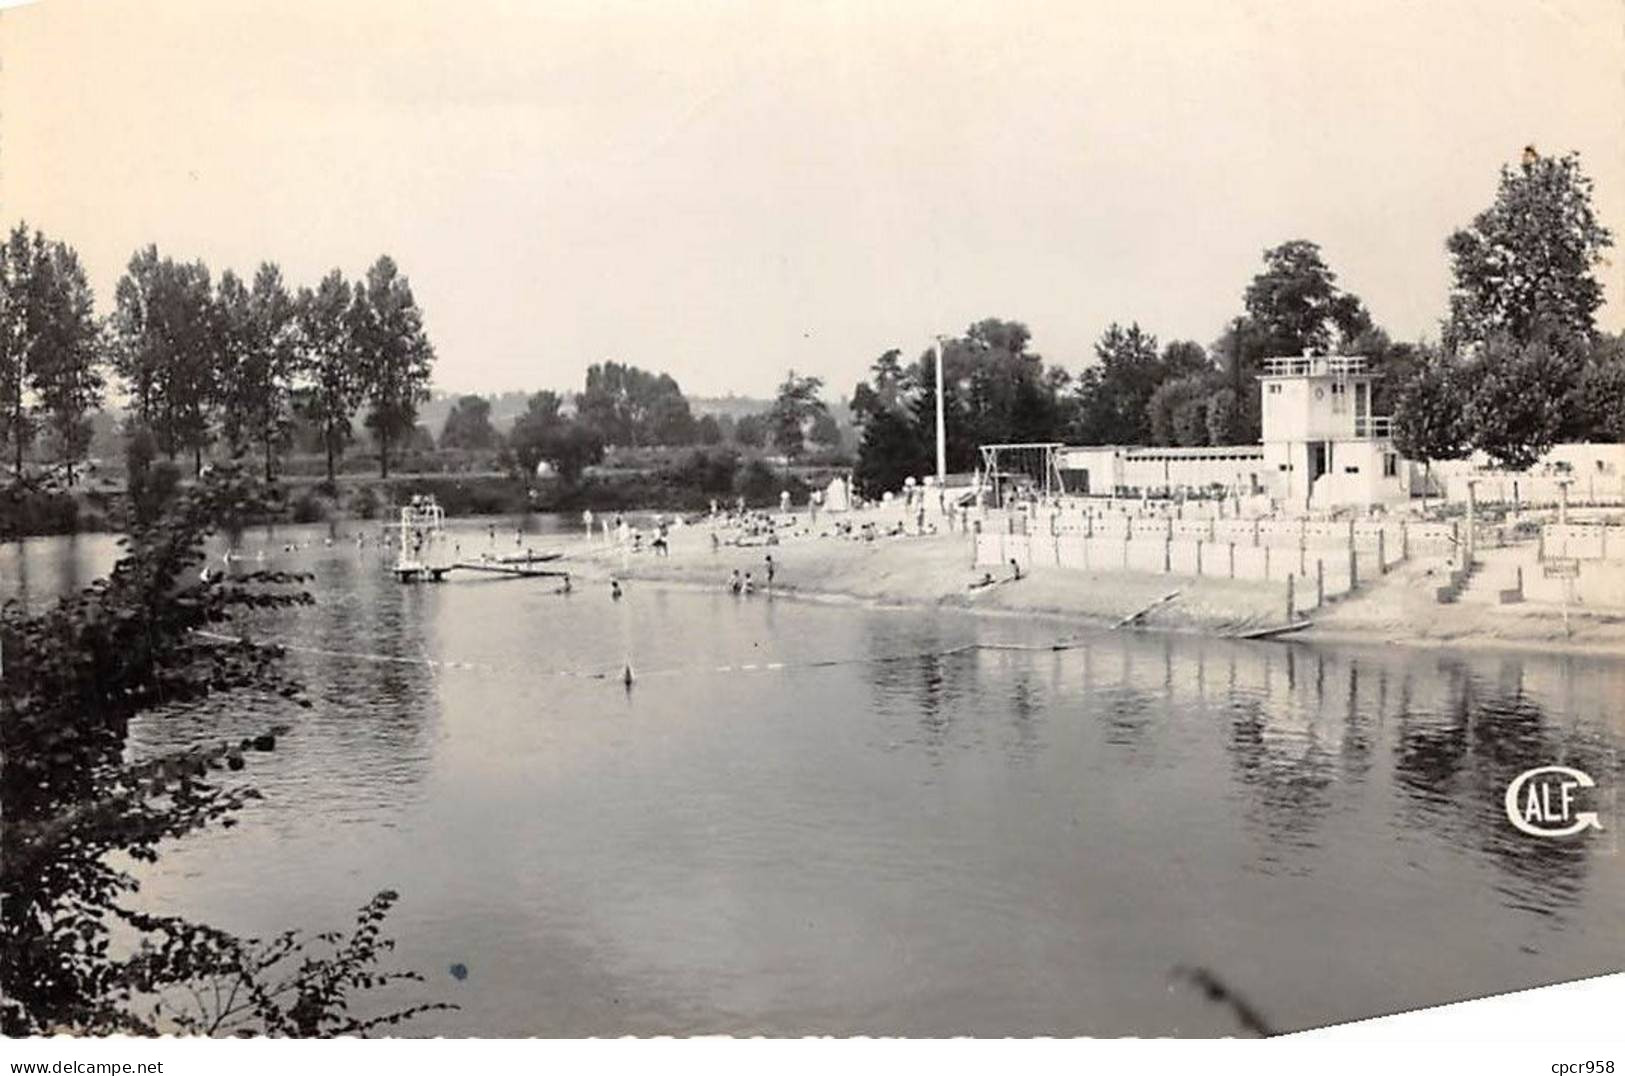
left=1259, top=355, right=1405, bottom=510
left=978, top=442, right=1067, bottom=507
left=392, top=494, right=454, bottom=582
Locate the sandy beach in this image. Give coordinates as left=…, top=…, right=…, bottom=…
left=559, top=510, right=1625, bottom=658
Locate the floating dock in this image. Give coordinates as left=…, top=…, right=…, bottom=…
left=395, top=561, right=571, bottom=583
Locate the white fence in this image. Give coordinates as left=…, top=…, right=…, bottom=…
left=1540, top=523, right=1625, bottom=562
left=988, top=507, right=1457, bottom=557
left=974, top=529, right=1402, bottom=617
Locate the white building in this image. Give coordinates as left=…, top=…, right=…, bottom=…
left=1053, top=354, right=1405, bottom=509
left=1258, top=355, right=1405, bottom=509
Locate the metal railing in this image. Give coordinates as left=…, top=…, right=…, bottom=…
left=1260, top=355, right=1370, bottom=378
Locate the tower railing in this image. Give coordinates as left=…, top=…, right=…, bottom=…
left=1260, top=355, right=1370, bottom=378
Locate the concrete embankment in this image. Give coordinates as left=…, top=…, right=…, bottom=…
left=569, top=526, right=1295, bottom=638
left=560, top=513, right=1625, bottom=658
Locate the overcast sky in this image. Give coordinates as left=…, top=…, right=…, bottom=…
left=2, top=0, right=1621, bottom=400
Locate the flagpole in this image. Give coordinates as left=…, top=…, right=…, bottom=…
left=934, top=335, right=947, bottom=485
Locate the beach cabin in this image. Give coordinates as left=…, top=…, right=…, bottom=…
left=1258, top=355, right=1405, bottom=510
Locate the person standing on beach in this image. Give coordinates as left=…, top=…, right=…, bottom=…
left=583, top=509, right=594, bottom=539
left=765, top=553, right=776, bottom=590
left=729, top=569, right=742, bottom=595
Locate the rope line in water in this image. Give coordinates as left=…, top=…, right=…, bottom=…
left=188, top=630, right=1086, bottom=684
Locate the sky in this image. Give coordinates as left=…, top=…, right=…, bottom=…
left=1, top=0, right=1621, bottom=400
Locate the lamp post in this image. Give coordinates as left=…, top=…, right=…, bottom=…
left=933, top=335, right=947, bottom=486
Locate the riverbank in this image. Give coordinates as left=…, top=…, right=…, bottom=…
left=1297, top=554, right=1625, bottom=658
left=568, top=522, right=1296, bottom=638
left=559, top=513, right=1625, bottom=658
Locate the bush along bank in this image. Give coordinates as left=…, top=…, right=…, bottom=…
left=2, top=452, right=849, bottom=538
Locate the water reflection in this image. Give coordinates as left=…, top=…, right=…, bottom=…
left=5, top=526, right=1623, bottom=1035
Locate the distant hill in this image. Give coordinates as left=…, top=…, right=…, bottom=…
left=687, top=394, right=774, bottom=419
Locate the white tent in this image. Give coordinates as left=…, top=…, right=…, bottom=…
left=823, top=475, right=851, bottom=512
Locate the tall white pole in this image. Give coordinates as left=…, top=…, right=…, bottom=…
left=934, top=336, right=947, bottom=485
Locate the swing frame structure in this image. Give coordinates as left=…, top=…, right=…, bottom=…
left=977, top=443, right=1068, bottom=506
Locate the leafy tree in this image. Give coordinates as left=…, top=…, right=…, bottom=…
left=439, top=394, right=498, bottom=451
left=294, top=270, right=363, bottom=487
left=905, top=318, right=1058, bottom=468
left=123, top=424, right=181, bottom=528
left=850, top=349, right=906, bottom=424
left=1242, top=239, right=1371, bottom=357
left=1577, top=333, right=1625, bottom=442
left=576, top=362, right=695, bottom=447
left=0, top=226, right=40, bottom=480
left=1444, top=149, right=1614, bottom=352
left=808, top=409, right=843, bottom=451
left=768, top=370, right=828, bottom=458
left=508, top=390, right=603, bottom=485
left=352, top=256, right=434, bottom=478
left=109, top=247, right=218, bottom=473
left=1204, top=387, right=1239, bottom=446
left=1, top=227, right=104, bottom=484
left=1, top=468, right=445, bottom=1035
left=853, top=405, right=929, bottom=497
left=1072, top=322, right=1162, bottom=444
left=1392, top=348, right=1471, bottom=494
left=1461, top=336, right=1576, bottom=470
left=217, top=264, right=299, bottom=482
left=1148, top=373, right=1219, bottom=447
left=733, top=412, right=767, bottom=448
left=695, top=413, right=723, bottom=445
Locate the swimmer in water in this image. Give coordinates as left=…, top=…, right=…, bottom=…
left=742, top=571, right=755, bottom=596
left=610, top=579, right=623, bottom=600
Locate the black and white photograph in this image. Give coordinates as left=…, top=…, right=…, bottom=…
left=1, top=0, right=1622, bottom=1062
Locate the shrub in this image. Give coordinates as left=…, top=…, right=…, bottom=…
left=348, top=485, right=382, bottom=521
left=290, top=489, right=330, bottom=524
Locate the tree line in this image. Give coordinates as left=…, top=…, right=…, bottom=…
left=0, top=229, right=437, bottom=488
left=850, top=149, right=1623, bottom=495
left=434, top=364, right=846, bottom=487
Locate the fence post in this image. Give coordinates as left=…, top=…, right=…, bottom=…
left=1163, top=536, right=1172, bottom=573
left=1123, top=533, right=1131, bottom=571
left=1317, top=558, right=1325, bottom=607
left=1252, top=519, right=1261, bottom=547
left=1349, top=543, right=1358, bottom=590
left=1401, top=520, right=1410, bottom=561
left=1196, top=539, right=1204, bottom=576
left=1264, top=545, right=1271, bottom=580
left=1229, top=541, right=1236, bottom=579
left=1287, top=572, right=1295, bottom=620
left=1377, top=529, right=1387, bottom=574
left=1299, top=536, right=1307, bottom=575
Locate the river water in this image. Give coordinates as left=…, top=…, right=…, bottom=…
left=3, top=520, right=1622, bottom=1036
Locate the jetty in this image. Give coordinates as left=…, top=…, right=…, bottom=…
left=390, top=495, right=570, bottom=584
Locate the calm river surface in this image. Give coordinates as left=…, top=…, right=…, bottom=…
left=3, top=520, right=1622, bottom=1036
